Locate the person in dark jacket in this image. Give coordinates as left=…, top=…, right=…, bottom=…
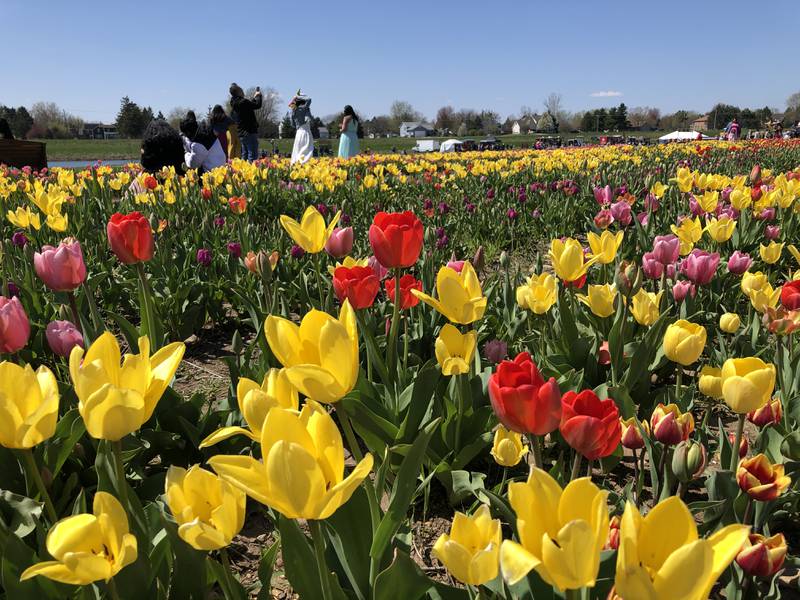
left=229, top=83, right=262, bottom=160
left=0, top=118, right=14, bottom=139
left=179, top=112, right=227, bottom=173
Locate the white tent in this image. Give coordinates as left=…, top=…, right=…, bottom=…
left=440, top=139, right=464, bottom=152
left=659, top=130, right=712, bottom=141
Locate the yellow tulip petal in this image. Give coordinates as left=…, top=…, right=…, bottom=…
left=652, top=539, right=712, bottom=599
left=433, top=537, right=474, bottom=584
left=316, top=453, right=374, bottom=520
left=178, top=520, right=228, bottom=551
left=264, top=440, right=327, bottom=519
left=46, top=514, right=103, bottom=559
left=199, top=426, right=258, bottom=448
left=265, top=316, right=303, bottom=367
left=500, top=539, right=541, bottom=585
left=285, top=365, right=343, bottom=404
left=700, top=524, right=751, bottom=599
left=638, top=496, right=698, bottom=573
left=80, top=385, right=146, bottom=441
left=208, top=455, right=271, bottom=506
left=304, top=405, right=345, bottom=487
left=541, top=519, right=598, bottom=591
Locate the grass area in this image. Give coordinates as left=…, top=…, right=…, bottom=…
left=38, top=131, right=672, bottom=161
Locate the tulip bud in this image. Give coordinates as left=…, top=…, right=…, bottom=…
left=615, top=260, right=643, bottom=298
left=603, top=515, right=621, bottom=550
left=737, top=453, right=790, bottom=501
left=482, top=339, right=508, bottom=364
left=719, top=312, right=740, bottom=333
left=736, top=533, right=787, bottom=578
left=499, top=251, right=510, bottom=268
left=472, top=245, right=485, bottom=274
left=728, top=431, right=748, bottom=459
left=231, top=330, right=244, bottom=356
left=256, top=251, right=275, bottom=284
left=749, top=164, right=762, bottom=186
left=672, top=439, right=707, bottom=483
left=748, top=397, right=782, bottom=428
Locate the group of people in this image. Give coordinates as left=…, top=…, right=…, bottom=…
left=137, top=84, right=361, bottom=176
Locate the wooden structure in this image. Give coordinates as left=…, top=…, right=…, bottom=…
left=0, top=139, right=48, bottom=170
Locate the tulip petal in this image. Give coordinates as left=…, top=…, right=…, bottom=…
left=208, top=455, right=271, bottom=507
left=540, top=519, right=597, bottom=591
left=264, top=440, right=327, bottom=519
left=500, top=540, right=541, bottom=585
left=280, top=215, right=313, bottom=252
left=316, top=454, right=374, bottom=520
left=199, top=426, right=258, bottom=448
left=638, top=496, right=698, bottom=573
left=652, top=539, right=712, bottom=599
left=265, top=315, right=303, bottom=367
left=46, top=514, right=103, bottom=559
left=304, top=405, right=345, bottom=486
left=285, top=365, right=343, bottom=404
left=22, top=557, right=110, bottom=586
left=178, top=520, right=228, bottom=551
left=80, top=384, right=146, bottom=441
left=432, top=537, right=474, bottom=584
left=144, top=341, right=185, bottom=419
left=93, top=492, right=130, bottom=560
left=700, top=524, right=751, bottom=598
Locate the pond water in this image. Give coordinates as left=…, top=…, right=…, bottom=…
left=48, top=159, right=136, bottom=168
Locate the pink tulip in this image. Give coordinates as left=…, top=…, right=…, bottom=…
left=644, top=193, right=660, bottom=212
left=324, top=227, right=354, bottom=259
left=721, top=187, right=732, bottom=202
left=672, top=280, right=696, bottom=303
left=727, top=251, right=753, bottom=275
left=689, top=196, right=704, bottom=217
left=368, top=255, right=389, bottom=280
left=446, top=260, right=465, bottom=273
left=594, top=209, right=614, bottom=229
left=718, top=205, right=738, bottom=220
left=0, top=296, right=30, bottom=353
left=642, top=252, right=664, bottom=280
left=593, top=185, right=613, bottom=206
left=680, top=249, right=720, bottom=286
left=46, top=320, right=84, bottom=358
left=33, top=238, right=87, bottom=292
left=610, top=200, right=632, bottom=226
left=652, top=235, right=680, bottom=265
left=759, top=207, right=775, bottom=221
left=637, top=212, right=649, bottom=226
left=765, top=225, right=781, bottom=240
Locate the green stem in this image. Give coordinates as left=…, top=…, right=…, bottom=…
left=675, top=366, right=683, bottom=406
left=82, top=281, right=104, bottom=337
left=730, top=413, right=746, bottom=472
left=530, top=434, right=543, bottom=470
left=219, top=547, right=238, bottom=598
left=111, top=440, right=130, bottom=510
left=310, top=520, right=334, bottom=600
left=743, top=497, right=754, bottom=525
left=22, top=449, right=57, bottom=523
left=312, top=253, right=325, bottom=310
left=564, top=588, right=583, bottom=600
left=67, top=292, right=85, bottom=340
left=107, top=577, right=122, bottom=600
left=570, top=452, right=582, bottom=481
left=135, top=262, right=157, bottom=347
left=386, top=268, right=402, bottom=382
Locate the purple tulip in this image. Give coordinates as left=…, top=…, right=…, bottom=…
left=727, top=251, right=753, bottom=275
left=368, top=255, right=389, bottom=280
left=290, top=245, right=305, bottom=259
left=11, top=231, right=28, bottom=247
left=644, top=193, right=660, bottom=212
left=759, top=207, right=776, bottom=221
left=46, top=320, right=84, bottom=358
left=507, top=208, right=518, bottom=220
left=196, top=248, right=212, bottom=266
left=483, top=339, right=508, bottom=364
left=227, top=242, right=242, bottom=258
left=680, top=249, right=720, bottom=286
left=765, top=225, right=781, bottom=240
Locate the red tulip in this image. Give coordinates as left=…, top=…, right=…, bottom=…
left=749, top=397, right=782, bottom=427
left=368, top=211, right=423, bottom=269
left=560, top=390, right=621, bottom=460
left=736, top=533, right=787, bottom=577
left=107, top=212, right=154, bottom=264
left=33, top=238, right=87, bottom=292
left=0, top=296, right=30, bottom=353
left=332, top=266, right=379, bottom=309
left=489, top=352, right=561, bottom=435
left=737, top=454, right=790, bottom=501
left=385, top=274, right=422, bottom=309
left=781, top=281, right=800, bottom=310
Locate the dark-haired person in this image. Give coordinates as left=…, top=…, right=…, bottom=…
left=289, top=92, right=314, bottom=165
left=140, top=119, right=185, bottom=174
left=230, top=83, right=262, bottom=161
left=337, top=105, right=359, bottom=159
left=0, top=118, right=14, bottom=139
left=180, top=112, right=226, bottom=173
left=210, top=104, right=240, bottom=161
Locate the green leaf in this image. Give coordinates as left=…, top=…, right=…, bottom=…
left=107, top=311, right=141, bottom=353
left=278, top=515, right=323, bottom=600
left=44, top=408, right=86, bottom=478
left=0, top=490, right=42, bottom=538
left=207, top=557, right=248, bottom=600
left=370, top=419, right=440, bottom=563
left=372, top=550, right=432, bottom=600
left=256, top=535, right=281, bottom=600
left=397, top=361, right=439, bottom=444
left=0, top=523, right=68, bottom=599
left=325, top=486, right=372, bottom=600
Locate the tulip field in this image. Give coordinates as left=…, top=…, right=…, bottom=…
left=4, top=139, right=800, bottom=599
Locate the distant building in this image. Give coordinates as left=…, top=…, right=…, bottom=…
left=400, top=121, right=436, bottom=137
left=690, top=115, right=710, bottom=132
left=317, top=126, right=329, bottom=139
left=80, top=123, right=118, bottom=139
left=512, top=115, right=539, bottom=135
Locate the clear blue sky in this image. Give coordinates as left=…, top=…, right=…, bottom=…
left=3, top=0, right=799, bottom=123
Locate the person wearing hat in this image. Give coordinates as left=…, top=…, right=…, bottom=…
left=289, top=90, right=314, bottom=165
left=230, top=83, right=262, bottom=161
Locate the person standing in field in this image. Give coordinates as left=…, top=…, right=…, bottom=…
left=179, top=112, right=227, bottom=173
left=0, top=118, right=14, bottom=139
left=289, top=91, right=314, bottom=165
left=230, top=83, right=262, bottom=161
left=210, top=104, right=241, bottom=161
left=725, top=117, right=741, bottom=141
left=337, top=105, right=360, bottom=159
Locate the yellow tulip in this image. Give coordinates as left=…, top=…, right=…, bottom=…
left=696, top=190, right=719, bottom=213
left=7, top=206, right=41, bottom=230
left=615, top=497, right=749, bottom=600
left=516, top=273, right=558, bottom=314
left=788, top=244, right=800, bottom=266
left=649, top=182, right=667, bottom=198
left=165, top=465, right=246, bottom=551
left=200, top=369, right=298, bottom=447
left=208, top=402, right=373, bottom=520
left=587, top=230, right=623, bottom=265
left=719, top=312, right=740, bottom=333
left=670, top=218, right=702, bottom=256
left=500, top=468, right=608, bottom=591
left=491, top=426, right=528, bottom=467
left=663, top=320, right=706, bottom=366
left=46, top=212, right=68, bottom=233
left=748, top=283, right=780, bottom=313
left=265, top=301, right=358, bottom=404
left=630, top=289, right=662, bottom=326
left=578, top=284, right=617, bottom=318
left=729, top=188, right=752, bottom=211
left=704, top=216, right=736, bottom=243
left=20, top=492, right=137, bottom=585
left=326, top=255, right=368, bottom=275
left=759, top=242, right=783, bottom=265
left=433, top=505, right=501, bottom=586
left=674, top=167, right=694, bottom=193
left=412, top=262, right=487, bottom=325
left=720, top=357, right=776, bottom=414
left=741, top=271, right=769, bottom=296
left=0, top=362, right=59, bottom=449
left=698, top=366, right=723, bottom=400
left=279, top=205, right=341, bottom=253
left=69, top=332, right=185, bottom=441
left=550, top=238, right=597, bottom=282
left=435, top=324, right=476, bottom=376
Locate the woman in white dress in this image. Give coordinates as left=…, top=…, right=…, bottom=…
left=289, top=92, right=314, bottom=165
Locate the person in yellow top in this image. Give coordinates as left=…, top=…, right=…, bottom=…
left=210, top=104, right=241, bottom=161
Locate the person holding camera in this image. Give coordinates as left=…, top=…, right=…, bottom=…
left=229, top=83, right=262, bottom=161
left=179, top=111, right=226, bottom=173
